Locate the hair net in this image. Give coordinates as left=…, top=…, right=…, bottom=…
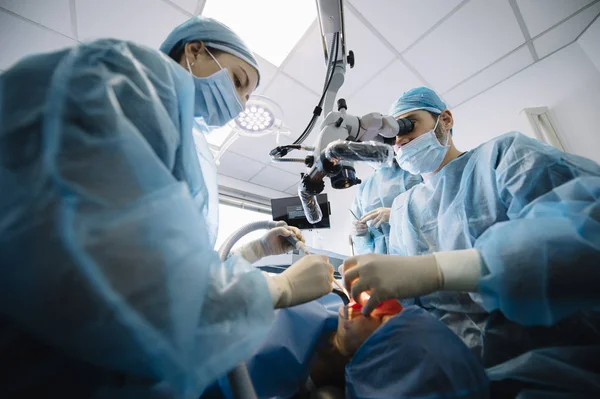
left=160, top=16, right=260, bottom=84
left=389, top=86, right=447, bottom=118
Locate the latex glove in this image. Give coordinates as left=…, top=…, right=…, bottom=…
left=352, top=220, right=368, bottom=236
left=237, top=222, right=306, bottom=263
left=343, top=254, right=443, bottom=316
left=359, top=207, right=391, bottom=228
left=265, top=254, right=334, bottom=308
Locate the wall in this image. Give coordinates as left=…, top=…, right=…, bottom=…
left=451, top=43, right=600, bottom=164
left=301, top=162, right=373, bottom=256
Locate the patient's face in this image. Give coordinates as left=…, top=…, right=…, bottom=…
left=334, top=300, right=403, bottom=356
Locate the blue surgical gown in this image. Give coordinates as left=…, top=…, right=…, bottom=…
left=389, top=132, right=600, bottom=394
left=0, top=40, right=273, bottom=398
left=351, top=163, right=421, bottom=254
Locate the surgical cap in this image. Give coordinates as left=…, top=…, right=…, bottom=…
left=389, top=87, right=447, bottom=118
left=160, top=16, right=260, bottom=84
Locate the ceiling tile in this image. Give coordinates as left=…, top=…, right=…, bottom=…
left=336, top=8, right=396, bottom=97
left=285, top=187, right=299, bottom=196
left=202, top=0, right=315, bottom=66
left=0, top=10, right=76, bottom=70
left=516, top=0, right=595, bottom=37
left=444, top=46, right=534, bottom=106
left=281, top=22, right=326, bottom=94
left=348, top=0, right=462, bottom=53
left=269, top=158, right=307, bottom=176
left=250, top=165, right=299, bottom=191
left=533, top=2, right=600, bottom=59
left=217, top=150, right=265, bottom=180
left=578, top=13, right=600, bottom=71
left=254, top=54, right=279, bottom=95
left=0, top=0, right=74, bottom=38
left=76, top=0, right=189, bottom=50
left=264, top=72, right=320, bottom=137
left=404, top=0, right=526, bottom=93
left=227, top=131, right=284, bottom=164
left=166, top=0, right=197, bottom=15
left=345, top=60, right=424, bottom=116
left=283, top=6, right=397, bottom=99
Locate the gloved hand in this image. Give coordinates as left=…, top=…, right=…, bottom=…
left=359, top=207, right=391, bottom=228
left=343, top=254, right=443, bottom=316
left=266, top=254, right=334, bottom=308
left=236, top=222, right=306, bottom=264
left=352, top=220, right=368, bottom=236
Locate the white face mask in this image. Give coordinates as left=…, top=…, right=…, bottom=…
left=394, top=117, right=450, bottom=175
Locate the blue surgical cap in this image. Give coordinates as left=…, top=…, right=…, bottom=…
left=389, top=87, right=447, bottom=118
left=160, top=16, right=260, bottom=84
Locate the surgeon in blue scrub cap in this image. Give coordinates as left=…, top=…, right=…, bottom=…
left=0, top=16, right=334, bottom=398
left=343, top=87, right=600, bottom=396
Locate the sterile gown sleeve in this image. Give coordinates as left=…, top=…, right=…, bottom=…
left=0, top=40, right=273, bottom=397
left=350, top=188, right=376, bottom=255
left=474, top=133, right=600, bottom=327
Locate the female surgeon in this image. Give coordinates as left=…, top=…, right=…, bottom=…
left=0, top=16, right=334, bottom=398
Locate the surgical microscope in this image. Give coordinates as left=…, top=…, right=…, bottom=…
left=270, top=0, right=416, bottom=224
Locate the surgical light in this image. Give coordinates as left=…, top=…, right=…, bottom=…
left=235, top=106, right=275, bottom=133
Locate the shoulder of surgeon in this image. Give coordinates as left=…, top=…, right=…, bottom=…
left=475, top=131, right=600, bottom=175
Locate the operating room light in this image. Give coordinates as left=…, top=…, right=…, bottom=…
left=202, top=0, right=316, bottom=66
left=235, top=106, right=275, bottom=133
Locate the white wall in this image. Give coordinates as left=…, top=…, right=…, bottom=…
left=451, top=43, right=600, bottom=164
left=578, top=17, right=600, bottom=72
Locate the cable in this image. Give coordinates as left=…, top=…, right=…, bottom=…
left=293, top=31, right=340, bottom=145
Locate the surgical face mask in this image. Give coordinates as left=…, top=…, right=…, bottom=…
left=394, top=117, right=450, bottom=175
left=186, top=49, right=244, bottom=128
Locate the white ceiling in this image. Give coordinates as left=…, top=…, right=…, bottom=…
left=1, top=0, right=599, bottom=197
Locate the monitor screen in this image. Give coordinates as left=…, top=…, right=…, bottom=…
left=271, top=194, right=331, bottom=229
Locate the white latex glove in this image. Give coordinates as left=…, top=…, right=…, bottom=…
left=264, top=254, right=334, bottom=308
left=236, top=222, right=306, bottom=264
left=343, top=254, right=443, bottom=316
left=359, top=207, right=391, bottom=229
left=352, top=220, right=368, bottom=236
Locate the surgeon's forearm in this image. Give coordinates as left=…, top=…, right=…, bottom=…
left=433, top=249, right=482, bottom=292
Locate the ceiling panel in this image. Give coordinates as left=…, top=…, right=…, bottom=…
left=226, top=133, right=279, bottom=164
left=345, top=59, right=424, bottom=116
left=77, top=0, right=189, bottom=49
left=217, top=150, right=266, bottom=180
left=404, top=0, right=525, bottom=94
left=254, top=54, right=279, bottom=95
left=269, top=158, right=307, bottom=176
left=250, top=165, right=299, bottom=191
left=166, top=0, right=198, bottom=15
left=347, top=0, right=462, bottom=53
left=0, top=0, right=74, bottom=38
left=285, top=186, right=299, bottom=196
left=336, top=8, right=396, bottom=97
left=225, top=129, right=308, bottom=175
left=533, top=2, right=600, bottom=59
left=263, top=72, right=320, bottom=138
left=444, top=46, right=534, bottom=106
left=281, top=22, right=326, bottom=94
left=0, top=10, right=76, bottom=70
left=517, top=0, right=595, bottom=37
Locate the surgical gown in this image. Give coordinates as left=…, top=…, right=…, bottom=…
left=0, top=40, right=274, bottom=398
left=388, top=132, right=600, bottom=395
left=351, top=163, right=421, bottom=254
